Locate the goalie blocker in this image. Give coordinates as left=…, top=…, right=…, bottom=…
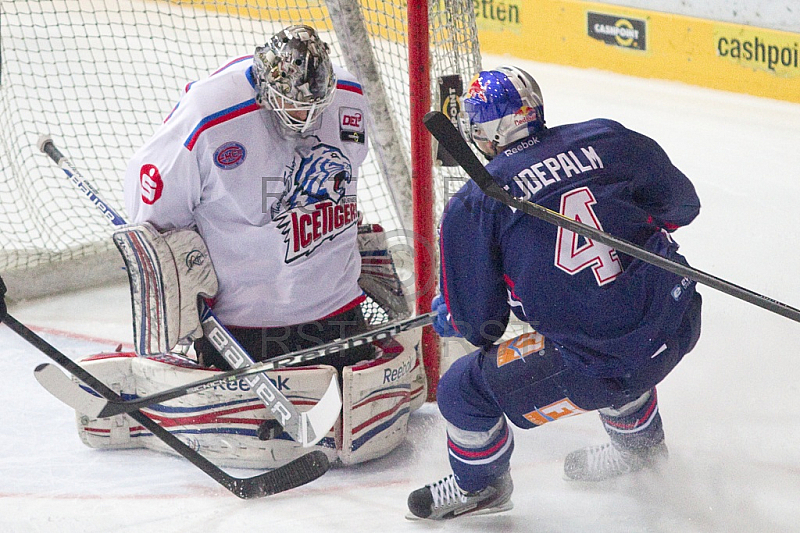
left=73, top=223, right=428, bottom=467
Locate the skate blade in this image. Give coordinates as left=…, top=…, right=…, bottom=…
left=404, top=501, right=513, bottom=521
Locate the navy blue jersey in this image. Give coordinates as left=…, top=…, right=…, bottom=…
left=440, top=119, right=701, bottom=377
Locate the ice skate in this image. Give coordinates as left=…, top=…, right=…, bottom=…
left=563, top=440, right=668, bottom=482
left=406, top=470, right=513, bottom=520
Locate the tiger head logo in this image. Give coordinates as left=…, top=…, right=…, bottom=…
left=277, top=143, right=353, bottom=213
left=272, top=142, right=358, bottom=263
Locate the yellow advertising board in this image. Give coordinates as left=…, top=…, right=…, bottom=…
left=474, top=0, right=800, bottom=103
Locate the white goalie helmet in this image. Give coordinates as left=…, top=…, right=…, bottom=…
left=253, top=25, right=336, bottom=133
left=459, top=65, right=546, bottom=158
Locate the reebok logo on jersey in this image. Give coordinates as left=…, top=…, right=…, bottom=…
left=139, top=164, right=163, bottom=205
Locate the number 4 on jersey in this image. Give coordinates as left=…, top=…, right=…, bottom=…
left=554, top=187, right=622, bottom=286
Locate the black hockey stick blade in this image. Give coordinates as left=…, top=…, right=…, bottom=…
left=423, top=110, right=800, bottom=324
left=48, top=311, right=436, bottom=418
left=231, top=450, right=330, bottom=499
left=5, top=314, right=329, bottom=498
left=236, top=450, right=331, bottom=500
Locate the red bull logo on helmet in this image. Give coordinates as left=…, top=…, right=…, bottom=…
left=513, top=106, right=539, bottom=127
left=465, top=74, right=488, bottom=102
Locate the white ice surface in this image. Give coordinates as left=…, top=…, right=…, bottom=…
left=2, top=55, right=800, bottom=532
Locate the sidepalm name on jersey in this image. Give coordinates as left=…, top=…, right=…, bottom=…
left=273, top=143, right=358, bottom=263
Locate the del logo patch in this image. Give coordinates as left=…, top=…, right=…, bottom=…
left=139, top=164, right=163, bottom=205
left=213, top=141, right=246, bottom=169
left=340, top=107, right=365, bottom=144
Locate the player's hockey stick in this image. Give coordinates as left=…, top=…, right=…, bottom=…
left=33, top=310, right=436, bottom=418
left=423, top=110, right=800, bottom=324
left=2, top=312, right=329, bottom=499
left=37, top=135, right=340, bottom=447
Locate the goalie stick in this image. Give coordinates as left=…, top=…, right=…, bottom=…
left=2, top=313, right=329, bottom=499
left=423, top=110, right=800, bottom=324
left=37, top=134, right=339, bottom=448
left=34, top=310, right=437, bottom=418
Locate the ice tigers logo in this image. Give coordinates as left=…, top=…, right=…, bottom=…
left=273, top=143, right=358, bottom=263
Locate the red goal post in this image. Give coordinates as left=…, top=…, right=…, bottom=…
left=0, top=0, right=482, bottom=399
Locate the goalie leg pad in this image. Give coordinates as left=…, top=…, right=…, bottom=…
left=74, top=354, right=340, bottom=469
left=339, top=334, right=421, bottom=465
left=74, top=332, right=425, bottom=467
left=130, top=358, right=340, bottom=469
left=113, top=223, right=218, bottom=356
left=74, top=353, right=139, bottom=450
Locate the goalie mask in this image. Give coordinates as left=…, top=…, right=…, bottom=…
left=458, top=65, right=545, bottom=159
left=253, top=25, right=336, bottom=133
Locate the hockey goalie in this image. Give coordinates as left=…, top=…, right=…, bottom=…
left=70, top=25, right=427, bottom=470
left=74, top=222, right=427, bottom=469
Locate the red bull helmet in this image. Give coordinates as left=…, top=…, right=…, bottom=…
left=459, top=65, right=545, bottom=158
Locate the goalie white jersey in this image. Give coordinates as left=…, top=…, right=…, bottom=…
left=125, top=56, right=369, bottom=328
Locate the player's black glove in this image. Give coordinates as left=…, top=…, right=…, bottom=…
left=0, top=274, right=7, bottom=323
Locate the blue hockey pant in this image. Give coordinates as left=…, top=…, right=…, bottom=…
left=437, top=304, right=701, bottom=492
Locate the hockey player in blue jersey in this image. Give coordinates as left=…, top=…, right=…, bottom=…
left=407, top=66, right=703, bottom=520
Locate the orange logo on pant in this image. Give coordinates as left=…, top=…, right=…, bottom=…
left=523, top=398, right=586, bottom=426
left=496, top=332, right=545, bottom=367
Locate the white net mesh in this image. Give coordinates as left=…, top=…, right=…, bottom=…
left=0, top=0, right=480, bottom=297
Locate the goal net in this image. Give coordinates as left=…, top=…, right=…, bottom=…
left=0, top=0, right=481, bottom=300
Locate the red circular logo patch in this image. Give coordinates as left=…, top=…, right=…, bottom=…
left=140, top=164, right=163, bottom=205
left=213, top=141, right=247, bottom=169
